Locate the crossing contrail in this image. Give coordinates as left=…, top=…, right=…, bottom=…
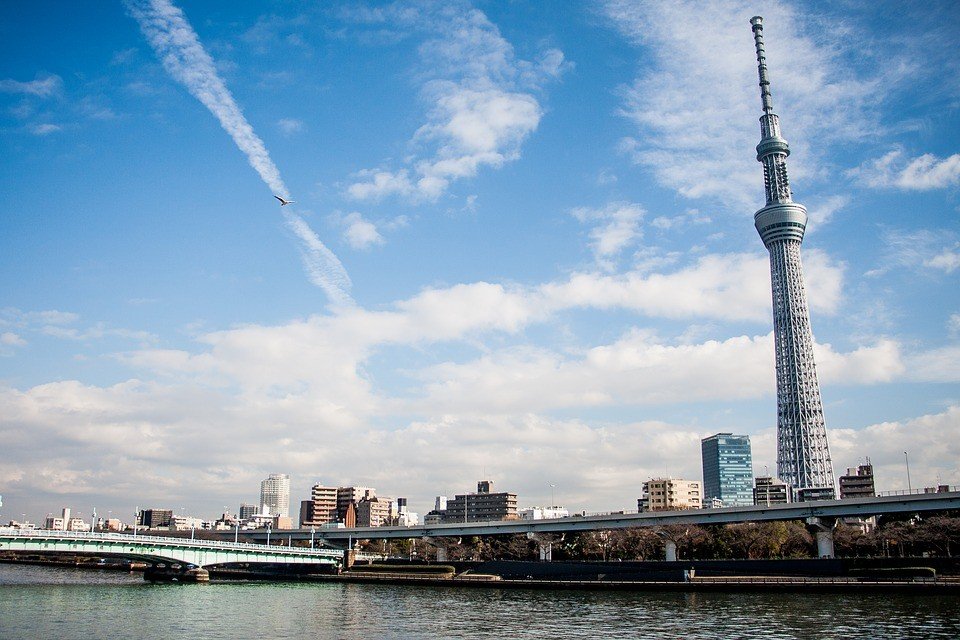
left=126, top=0, right=352, bottom=306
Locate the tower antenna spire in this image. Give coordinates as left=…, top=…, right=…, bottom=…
left=750, top=16, right=774, bottom=115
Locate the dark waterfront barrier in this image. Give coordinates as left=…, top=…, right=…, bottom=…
left=472, top=557, right=960, bottom=581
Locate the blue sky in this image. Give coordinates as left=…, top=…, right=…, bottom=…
left=1, top=0, right=958, bottom=523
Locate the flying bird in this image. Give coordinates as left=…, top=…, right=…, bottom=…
left=274, top=195, right=295, bottom=206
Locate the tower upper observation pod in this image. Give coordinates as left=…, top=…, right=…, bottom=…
left=749, top=16, right=834, bottom=499
left=751, top=16, right=804, bottom=247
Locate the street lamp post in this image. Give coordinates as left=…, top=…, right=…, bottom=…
left=133, top=506, right=139, bottom=537
left=266, top=524, right=272, bottom=546
left=904, top=451, right=912, bottom=493
left=310, top=526, right=316, bottom=549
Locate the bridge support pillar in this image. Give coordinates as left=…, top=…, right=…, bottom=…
left=806, top=517, right=837, bottom=558
left=664, top=539, right=678, bottom=562
left=342, top=549, right=356, bottom=570
left=526, top=532, right=556, bottom=561
left=421, top=537, right=448, bottom=562
left=144, top=565, right=210, bottom=583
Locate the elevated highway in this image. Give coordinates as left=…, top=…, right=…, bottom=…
left=249, top=491, right=960, bottom=559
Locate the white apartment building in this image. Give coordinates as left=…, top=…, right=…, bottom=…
left=260, top=473, right=291, bottom=518
left=639, top=478, right=702, bottom=512
left=518, top=506, right=570, bottom=520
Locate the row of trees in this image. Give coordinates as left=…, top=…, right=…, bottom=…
left=359, top=513, right=960, bottom=562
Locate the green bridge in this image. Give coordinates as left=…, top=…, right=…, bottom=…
left=0, top=529, right=377, bottom=579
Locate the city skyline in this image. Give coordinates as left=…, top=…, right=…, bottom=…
left=1, top=1, right=959, bottom=521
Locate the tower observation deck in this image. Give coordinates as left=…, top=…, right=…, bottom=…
left=750, top=16, right=834, bottom=499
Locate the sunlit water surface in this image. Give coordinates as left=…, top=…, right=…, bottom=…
left=1, top=564, right=958, bottom=639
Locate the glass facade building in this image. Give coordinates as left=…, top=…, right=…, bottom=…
left=701, top=433, right=754, bottom=507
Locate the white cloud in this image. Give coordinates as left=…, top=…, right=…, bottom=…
left=571, top=202, right=645, bottom=270
left=2, top=309, right=80, bottom=326
left=277, top=117, right=304, bottom=135
left=905, top=345, right=960, bottom=383
left=126, top=0, right=351, bottom=304
left=30, top=123, right=61, bottom=135
left=0, top=75, right=62, bottom=97
left=1, top=332, right=26, bottom=347
left=346, top=169, right=415, bottom=201
left=926, top=247, right=960, bottom=273
left=949, top=314, right=960, bottom=337
left=410, top=331, right=903, bottom=415
left=604, top=0, right=877, bottom=210
left=805, top=194, right=848, bottom=230
left=0, top=312, right=918, bottom=517
left=596, top=169, right=618, bottom=186
left=345, top=2, right=565, bottom=202
left=870, top=229, right=960, bottom=276
left=541, top=249, right=843, bottom=322
left=851, top=149, right=960, bottom=190
left=650, top=208, right=710, bottom=231
left=830, top=406, right=960, bottom=491
left=340, top=212, right=385, bottom=250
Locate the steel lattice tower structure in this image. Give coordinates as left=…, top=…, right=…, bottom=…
left=749, top=16, right=834, bottom=498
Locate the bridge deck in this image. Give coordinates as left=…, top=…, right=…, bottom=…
left=0, top=530, right=379, bottom=568
left=258, top=490, right=960, bottom=541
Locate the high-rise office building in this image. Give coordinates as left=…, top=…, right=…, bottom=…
left=259, top=473, right=291, bottom=518
left=701, top=433, right=754, bottom=507
left=749, top=17, right=834, bottom=499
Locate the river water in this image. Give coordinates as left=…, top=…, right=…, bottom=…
left=1, top=564, right=958, bottom=639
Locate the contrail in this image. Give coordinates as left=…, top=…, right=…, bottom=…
left=126, top=0, right=352, bottom=306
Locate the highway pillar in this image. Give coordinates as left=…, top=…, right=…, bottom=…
left=421, top=537, right=448, bottom=562
left=342, top=548, right=356, bottom=570
left=806, top=516, right=836, bottom=558
left=526, top=532, right=555, bottom=561
left=664, top=539, right=677, bottom=562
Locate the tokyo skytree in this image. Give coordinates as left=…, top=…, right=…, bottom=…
left=749, top=16, right=834, bottom=499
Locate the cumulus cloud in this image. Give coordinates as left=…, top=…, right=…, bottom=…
left=604, top=0, right=877, bottom=210
left=340, top=212, right=385, bottom=250
left=345, top=2, right=565, bottom=202
left=851, top=149, right=960, bottom=190
left=409, top=332, right=903, bottom=415
left=541, top=249, right=843, bottom=321
left=126, top=0, right=351, bottom=305
left=830, top=406, right=960, bottom=491
left=0, top=310, right=923, bottom=518
left=8, top=240, right=956, bottom=519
